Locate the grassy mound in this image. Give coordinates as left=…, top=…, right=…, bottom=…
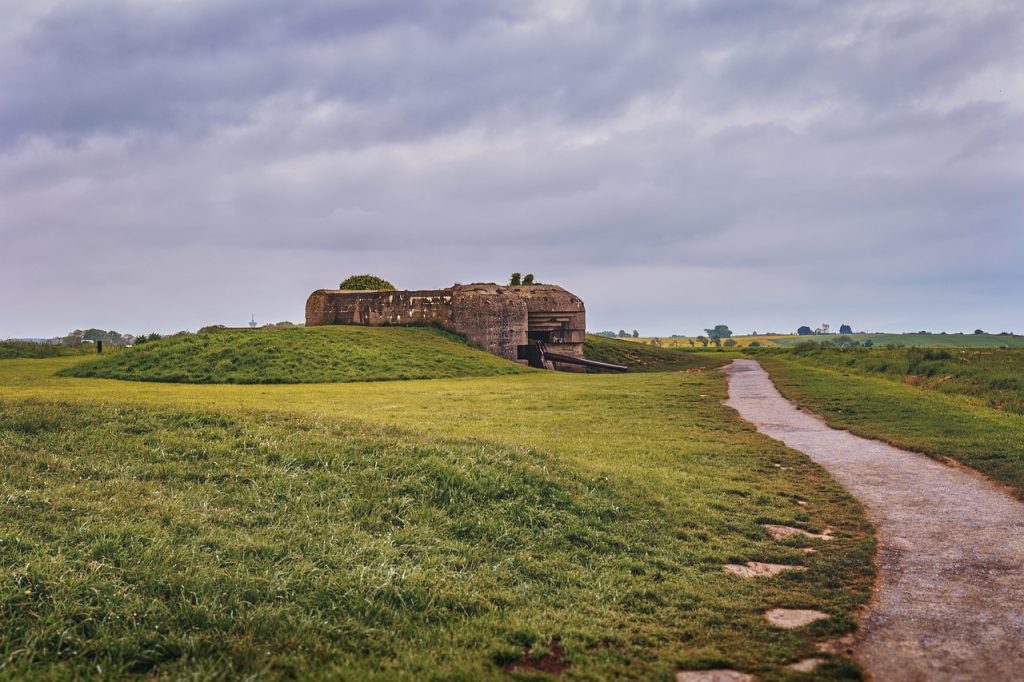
left=1, top=341, right=92, bottom=360
left=58, top=326, right=530, bottom=384
left=584, top=334, right=735, bottom=372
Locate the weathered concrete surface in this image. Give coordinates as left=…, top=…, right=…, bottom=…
left=724, top=359, right=1024, bottom=681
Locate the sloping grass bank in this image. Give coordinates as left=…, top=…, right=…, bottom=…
left=760, top=355, right=1024, bottom=500
left=58, top=326, right=530, bottom=384
left=584, top=335, right=736, bottom=372
left=759, top=346, right=1024, bottom=414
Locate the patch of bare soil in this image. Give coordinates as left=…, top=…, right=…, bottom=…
left=723, top=561, right=806, bottom=578
left=725, top=359, right=1024, bottom=681
left=787, top=658, right=824, bottom=673
left=763, top=608, right=830, bottom=629
left=504, top=637, right=568, bottom=676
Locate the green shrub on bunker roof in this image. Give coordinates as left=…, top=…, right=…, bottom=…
left=339, top=274, right=395, bottom=290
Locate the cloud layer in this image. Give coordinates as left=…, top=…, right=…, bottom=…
left=3, top=0, right=1022, bottom=337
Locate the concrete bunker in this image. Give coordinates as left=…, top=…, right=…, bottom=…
left=305, top=283, right=594, bottom=371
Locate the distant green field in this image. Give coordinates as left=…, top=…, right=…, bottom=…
left=624, top=332, right=1024, bottom=349
left=58, top=326, right=531, bottom=384
left=584, top=334, right=737, bottom=371
left=0, top=341, right=92, bottom=360
left=766, top=333, right=1024, bottom=348
left=1, top=352, right=873, bottom=679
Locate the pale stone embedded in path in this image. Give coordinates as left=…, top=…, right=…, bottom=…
left=764, top=608, right=830, bottom=629
left=722, top=562, right=806, bottom=578
left=762, top=524, right=833, bottom=541
left=816, top=634, right=855, bottom=655
left=787, top=658, right=824, bottom=673
left=675, top=670, right=755, bottom=682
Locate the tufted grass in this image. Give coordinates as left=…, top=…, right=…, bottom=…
left=0, top=356, right=874, bottom=679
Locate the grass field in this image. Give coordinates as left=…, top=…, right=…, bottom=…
left=759, top=352, right=1024, bottom=500
left=59, top=327, right=531, bottom=384
left=0, top=336, right=873, bottom=679
left=0, top=341, right=92, bottom=360
left=622, top=333, right=1024, bottom=349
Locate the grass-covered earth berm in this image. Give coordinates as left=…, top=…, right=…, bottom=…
left=58, top=326, right=531, bottom=384
left=0, top=341, right=91, bottom=360
left=763, top=346, right=1024, bottom=414
left=760, top=350, right=1024, bottom=499
left=584, top=334, right=734, bottom=372
left=1, top=354, right=873, bottom=679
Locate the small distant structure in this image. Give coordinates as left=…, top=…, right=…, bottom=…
left=249, top=314, right=257, bottom=329
left=306, top=282, right=624, bottom=372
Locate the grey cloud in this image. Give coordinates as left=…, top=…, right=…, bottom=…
left=1, top=0, right=1022, bottom=338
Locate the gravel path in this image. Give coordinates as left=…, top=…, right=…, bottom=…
left=723, top=359, right=1024, bottom=681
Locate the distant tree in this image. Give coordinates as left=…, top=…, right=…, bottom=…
left=704, top=324, right=733, bottom=339
left=617, top=330, right=628, bottom=338
left=839, top=324, right=853, bottom=334
left=631, top=330, right=639, bottom=338
left=522, top=273, right=535, bottom=284
left=711, top=337, right=722, bottom=348
left=748, top=341, right=762, bottom=348
left=723, top=339, right=737, bottom=347
left=135, top=333, right=163, bottom=345
left=593, top=330, right=617, bottom=338
left=509, top=272, right=521, bottom=285
left=696, top=335, right=709, bottom=348
left=797, top=326, right=813, bottom=336
left=64, top=328, right=131, bottom=347
left=864, top=339, right=874, bottom=348
left=974, top=329, right=985, bottom=335
left=339, top=274, right=395, bottom=290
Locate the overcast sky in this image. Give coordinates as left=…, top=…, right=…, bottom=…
left=2, top=0, right=1022, bottom=338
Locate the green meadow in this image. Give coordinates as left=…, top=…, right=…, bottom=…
left=0, top=334, right=873, bottom=679
left=0, top=341, right=92, bottom=360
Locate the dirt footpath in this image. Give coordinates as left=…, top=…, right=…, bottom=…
left=723, top=359, right=1024, bottom=681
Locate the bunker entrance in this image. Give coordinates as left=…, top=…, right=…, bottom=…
left=527, top=330, right=554, bottom=342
